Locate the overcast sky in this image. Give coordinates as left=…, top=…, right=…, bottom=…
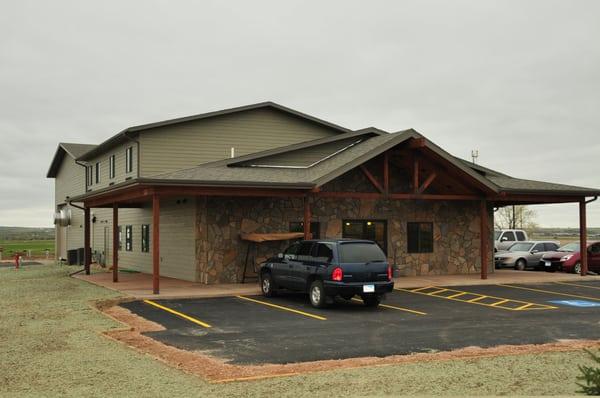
left=1, top=0, right=599, bottom=228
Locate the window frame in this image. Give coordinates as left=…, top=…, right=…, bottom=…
left=341, top=219, right=388, bottom=253
left=118, top=226, right=122, bottom=251
left=407, top=222, right=434, bottom=254
left=87, top=166, right=93, bottom=186
left=125, top=146, right=133, bottom=174
left=109, top=155, right=116, bottom=179
left=141, top=224, right=150, bottom=253
left=125, top=225, right=132, bottom=252
left=95, top=162, right=100, bottom=184
left=501, top=231, right=516, bottom=241
left=515, top=231, right=526, bottom=241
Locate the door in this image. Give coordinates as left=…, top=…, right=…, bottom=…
left=526, top=243, right=546, bottom=264
left=272, top=242, right=299, bottom=288
left=287, top=242, right=314, bottom=291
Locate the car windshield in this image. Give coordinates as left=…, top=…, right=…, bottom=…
left=339, top=242, right=386, bottom=263
left=557, top=242, right=579, bottom=252
left=494, top=231, right=501, bottom=240
left=509, top=243, right=534, bottom=252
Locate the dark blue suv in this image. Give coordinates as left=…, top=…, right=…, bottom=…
left=259, top=239, right=394, bottom=308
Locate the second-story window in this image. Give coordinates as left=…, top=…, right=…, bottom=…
left=109, top=155, right=116, bottom=179
left=87, top=166, right=93, bottom=186
left=125, top=147, right=133, bottom=173
left=95, top=162, right=100, bottom=184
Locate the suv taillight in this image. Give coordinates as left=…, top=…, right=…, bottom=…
left=332, top=267, right=343, bottom=281
left=387, top=265, right=392, bottom=281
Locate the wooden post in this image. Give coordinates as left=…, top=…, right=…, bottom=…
left=480, top=200, right=489, bottom=280
left=112, top=203, right=119, bottom=283
left=383, top=152, right=389, bottom=194
left=152, top=194, right=160, bottom=294
left=413, top=156, right=419, bottom=193
left=84, top=207, right=91, bottom=275
left=580, top=200, right=588, bottom=276
left=303, top=196, right=311, bottom=240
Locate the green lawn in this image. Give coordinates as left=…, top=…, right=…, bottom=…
left=0, top=239, right=54, bottom=258
left=0, top=264, right=595, bottom=397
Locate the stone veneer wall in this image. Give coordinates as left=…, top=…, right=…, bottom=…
left=196, top=196, right=494, bottom=284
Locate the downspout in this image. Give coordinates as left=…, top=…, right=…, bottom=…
left=586, top=196, right=598, bottom=204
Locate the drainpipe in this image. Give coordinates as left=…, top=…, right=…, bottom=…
left=586, top=196, right=598, bottom=204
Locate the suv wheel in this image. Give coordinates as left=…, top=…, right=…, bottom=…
left=260, top=272, right=276, bottom=297
left=309, top=280, right=326, bottom=308
left=574, top=262, right=582, bottom=274
left=362, top=295, right=380, bottom=308
left=515, top=259, right=527, bottom=271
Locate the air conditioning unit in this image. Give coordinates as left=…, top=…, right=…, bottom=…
left=54, top=208, right=71, bottom=227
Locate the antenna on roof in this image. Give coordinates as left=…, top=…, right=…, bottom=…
left=471, top=149, right=479, bottom=164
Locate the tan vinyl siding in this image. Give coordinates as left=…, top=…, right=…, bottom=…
left=89, top=199, right=197, bottom=282
left=54, top=156, right=86, bottom=205
left=139, top=108, right=341, bottom=176
left=85, top=142, right=137, bottom=192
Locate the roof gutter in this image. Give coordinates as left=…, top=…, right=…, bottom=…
left=586, top=196, right=598, bottom=204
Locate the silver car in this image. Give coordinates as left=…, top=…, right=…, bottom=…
left=494, top=241, right=560, bottom=270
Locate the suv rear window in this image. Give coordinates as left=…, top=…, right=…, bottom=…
left=339, top=242, right=386, bottom=263
left=515, top=231, right=526, bottom=241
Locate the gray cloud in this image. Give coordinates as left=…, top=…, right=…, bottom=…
left=1, top=0, right=598, bottom=227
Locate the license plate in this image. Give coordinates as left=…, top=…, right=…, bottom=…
left=363, top=284, right=375, bottom=293
left=545, top=261, right=551, bottom=267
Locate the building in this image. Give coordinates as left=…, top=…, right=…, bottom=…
left=46, top=102, right=600, bottom=293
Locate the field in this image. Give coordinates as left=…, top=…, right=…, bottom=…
left=0, top=239, right=54, bottom=258
left=1, top=263, right=598, bottom=397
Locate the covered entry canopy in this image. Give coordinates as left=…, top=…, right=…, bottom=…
left=70, top=129, right=600, bottom=294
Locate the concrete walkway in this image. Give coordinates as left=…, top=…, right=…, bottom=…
left=74, top=268, right=600, bottom=299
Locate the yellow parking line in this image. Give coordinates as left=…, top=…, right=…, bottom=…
left=515, top=303, right=534, bottom=311
left=236, top=295, right=327, bottom=321
left=499, top=284, right=600, bottom=302
left=554, top=281, right=600, bottom=291
left=351, top=298, right=427, bottom=315
left=446, top=292, right=467, bottom=299
left=411, top=286, right=435, bottom=292
left=467, top=295, right=487, bottom=303
left=490, top=299, right=510, bottom=307
left=429, top=288, right=449, bottom=295
left=143, top=299, right=212, bottom=328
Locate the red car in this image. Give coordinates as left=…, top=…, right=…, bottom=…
left=541, top=241, right=600, bottom=274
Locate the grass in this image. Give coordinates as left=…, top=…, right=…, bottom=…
left=0, top=239, right=54, bottom=258
left=0, top=264, right=595, bottom=397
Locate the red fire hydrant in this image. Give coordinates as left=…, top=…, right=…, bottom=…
left=14, top=253, right=21, bottom=269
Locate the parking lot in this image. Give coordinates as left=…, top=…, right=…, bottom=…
left=121, top=280, right=600, bottom=365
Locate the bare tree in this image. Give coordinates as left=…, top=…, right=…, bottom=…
left=495, top=205, right=538, bottom=233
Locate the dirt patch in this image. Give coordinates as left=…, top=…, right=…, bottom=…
left=96, top=300, right=600, bottom=383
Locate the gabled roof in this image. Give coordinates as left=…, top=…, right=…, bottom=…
left=46, top=143, right=97, bottom=178
left=77, top=101, right=352, bottom=161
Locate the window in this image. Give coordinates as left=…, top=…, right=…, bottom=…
left=289, top=221, right=320, bottom=239
left=532, top=243, right=545, bottom=253
left=501, top=231, right=516, bottom=242
left=141, top=224, right=150, bottom=253
left=544, top=243, right=559, bottom=252
left=407, top=222, right=433, bottom=253
left=342, top=220, right=387, bottom=253
left=283, top=242, right=301, bottom=260
left=118, top=226, right=122, bottom=250
left=314, top=243, right=334, bottom=263
left=109, top=155, right=116, bottom=179
left=126, top=147, right=133, bottom=173
left=296, top=242, right=314, bottom=261
left=95, top=162, right=100, bottom=184
left=515, top=231, right=526, bottom=241
left=125, top=225, right=132, bottom=251
left=87, top=166, right=93, bottom=186
left=339, top=242, right=386, bottom=263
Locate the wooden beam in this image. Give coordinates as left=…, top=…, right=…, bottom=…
left=413, top=156, right=419, bottom=194
left=303, top=196, right=311, bottom=240
left=152, top=194, right=160, bottom=294
left=580, top=200, right=588, bottom=276
left=418, top=172, right=437, bottom=194
left=480, top=200, right=489, bottom=280
left=84, top=207, right=91, bottom=275
left=316, top=191, right=481, bottom=201
left=383, top=152, right=389, bottom=194
left=112, top=203, right=118, bottom=283
left=408, top=137, right=426, bottom=148
left=360, top=165, right=384, bottom=193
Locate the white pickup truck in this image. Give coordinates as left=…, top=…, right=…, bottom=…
left=494, top=229, right=528, bottom=252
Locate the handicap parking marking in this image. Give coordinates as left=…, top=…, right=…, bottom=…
left=397, top=286, right=556, bottom=311
left=143, top=299, right=212, bottom=328
left=236, top=295, right=327, bottom=321
left=499, top=283, right=600, bottom=302
left=548, top=300, right=600, bottom=308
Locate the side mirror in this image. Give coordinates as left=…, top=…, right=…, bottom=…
left=501, top=237, right=508, bottom=242
left=531, top=250, right=539, bottom=254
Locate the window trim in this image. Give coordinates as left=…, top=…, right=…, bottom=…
left=109, top=155, right=116, bottom=179
left=141, top=224, right=150, bottom=253
left=125, top=146, right=133, bottom=174
left=95, top=162, right=100, bottom=184
left=407, top=222, right=434, bottom=254
left=125, top=225, right=132, bottom=252
left=341, top=219, right=388, bottom=253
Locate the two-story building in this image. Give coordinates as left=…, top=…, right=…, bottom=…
left=47, top=102, right=600, bottom=293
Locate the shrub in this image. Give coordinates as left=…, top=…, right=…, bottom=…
left=577, top=349, right=600, bottom=395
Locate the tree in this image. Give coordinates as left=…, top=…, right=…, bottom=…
left=494, top=205, right=538, bottom=232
